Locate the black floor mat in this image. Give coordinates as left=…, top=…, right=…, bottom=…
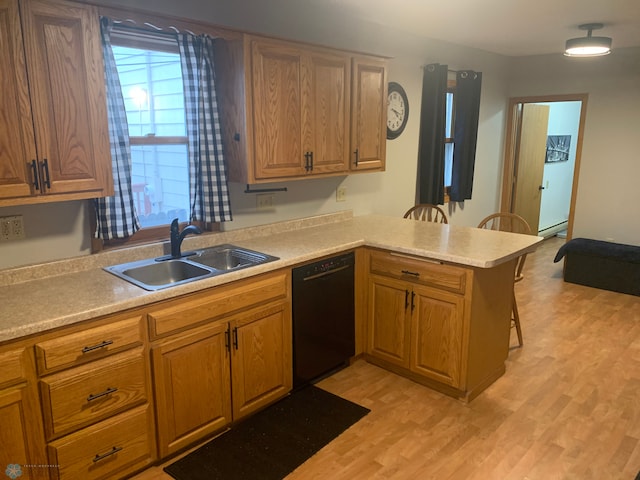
left=164, top=385, right=370, bottom=480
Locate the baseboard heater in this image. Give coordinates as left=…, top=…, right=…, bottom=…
left=538, top=221, right=568, bottom=238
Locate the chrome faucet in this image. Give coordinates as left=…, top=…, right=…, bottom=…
left=170, top=218, right=202, bottom=259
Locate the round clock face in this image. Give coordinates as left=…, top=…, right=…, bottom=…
left=387, top=82, right=408, bottom=139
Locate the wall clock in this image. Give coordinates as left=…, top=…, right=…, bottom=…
left=387, top=81, right=409, bottom=140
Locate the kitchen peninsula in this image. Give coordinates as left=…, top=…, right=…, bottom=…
left=0, top=212, right=542, bottom=479
left=0, top=212, right=542, bottom=341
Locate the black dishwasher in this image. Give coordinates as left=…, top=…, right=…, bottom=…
left=292, top=251, right=355, bottom=388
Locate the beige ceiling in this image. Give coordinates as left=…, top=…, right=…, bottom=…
left=321, top=0, right=640, bottom=56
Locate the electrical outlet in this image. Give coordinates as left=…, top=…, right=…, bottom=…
left=256, top=194, right=274, bottom=210
left=336, top=187, right=347, bottom=202
left=0, top=219, right=10, bottom=241
left=11, top=216, right=24, bottom=239
left=0, top=215, right=25, bottom=241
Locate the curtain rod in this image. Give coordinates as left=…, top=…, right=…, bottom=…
left=421, top=64, right=480, bottom=79
left=110, top=18, right=196, bottom=36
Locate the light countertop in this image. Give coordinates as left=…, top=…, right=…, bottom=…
left=0, top=213, right=543, bottom=343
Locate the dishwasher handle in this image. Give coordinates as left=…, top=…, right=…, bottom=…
left=301, top=264, right=352, bottom=281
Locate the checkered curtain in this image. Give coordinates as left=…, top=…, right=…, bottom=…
left=177, top=33, right=232, bottom=223
left=94, top=17, right=140, bottom=240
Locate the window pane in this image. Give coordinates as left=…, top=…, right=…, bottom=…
left=112, top=46, right=186, bottom=137
left=444, top=143, right=454, bottom=188
left=445, top=92, right=454, bottom=138
left=130, top=144, right=190, bottom=228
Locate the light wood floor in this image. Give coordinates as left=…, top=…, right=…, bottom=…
left=132, top=237, right=640, bottom=479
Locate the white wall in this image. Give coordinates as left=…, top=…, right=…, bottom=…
left=0, top=0, right=513, bottom=269
left=537, top=101, right=581, bottom=233
left=509, top=47, right=640, bottom=246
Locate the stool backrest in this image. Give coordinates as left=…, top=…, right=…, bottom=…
left=477, top=213, right=532, bottom=281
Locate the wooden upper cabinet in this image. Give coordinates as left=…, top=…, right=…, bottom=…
left=218, top=34, right=385, bottom=184
left=302, top=51, right=350, bottom=175
left=0, top=0, right=38, bottom=200
left=0, top=0, right=113, bottom=207
left=351, top=57, right=387, bottom=172
left=251, top=40, right=306, bottom=179
left=250, top=38, right=351, bottom=180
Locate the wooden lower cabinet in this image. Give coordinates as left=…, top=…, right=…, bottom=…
left=0, top=345, right=48, bottom=480
left=368, top=275, right=464, bottom=387
left=39, top=347, right=148, bottom=440
left=150, top=270, right=292, bottom=458
left=366, top=249, right=514, bottom=401
left=151, top=322, right=232, bottom=458
left=0, top=386, right=48, bottom=480
left=367, top=275, right=411, bottom=368
left=230, top=302, right=292, bottom=420
left=31, top=311, right=155, bottom=480
left=410, top=285, right=465, bottom=387
left=47, top=405, right=154, bottom=480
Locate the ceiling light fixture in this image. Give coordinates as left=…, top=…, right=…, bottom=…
left=564, top=23, right=612, bottom=57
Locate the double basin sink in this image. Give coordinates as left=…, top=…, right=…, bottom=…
left=104, top=244, right=278, bottom=291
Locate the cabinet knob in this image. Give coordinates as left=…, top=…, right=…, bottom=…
left=353, top=148, right=359, bottom=167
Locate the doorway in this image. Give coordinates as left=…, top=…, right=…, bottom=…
left=500, top=94, right=588, bottom=239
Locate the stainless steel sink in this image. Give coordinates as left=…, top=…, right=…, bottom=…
left=104, top=258, right=213, bottom=291
left=104, top=245, right=278, bottom=291
left=190, top=245, right=276, bottom=271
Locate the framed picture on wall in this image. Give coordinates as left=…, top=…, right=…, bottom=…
left=545, top=135, right=571, bottom=163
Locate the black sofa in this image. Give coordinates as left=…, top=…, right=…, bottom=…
left=554, top=238, right=640, bottom=296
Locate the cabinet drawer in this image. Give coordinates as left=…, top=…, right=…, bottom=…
left=40, top=347, right=147, bottom=439
left=148, top=270, right=289, bottom=338
left=369, top=250, right=467, bottom=294
left=48, top=404, right=154, bottom=480
left=35, top=314, right=144, bottom=375
left=0, top=347, right=26, bottom=388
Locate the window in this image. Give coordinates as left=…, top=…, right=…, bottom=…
left=111, top=40, right=190, bottom=229
left=444, top=81, right=456, bottom=200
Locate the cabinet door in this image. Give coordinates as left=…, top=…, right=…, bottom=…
left=152, top=322, right=232, bottom=458
left=231, top=302, right=292, bottom=420
left=367, top=275, right=411, bottom=368
left=19, top=0, right=112, bottom=197
left=351, top=57, right=387, bottom=172
left=411, top=285, right=465, bottom=387
left=302, top=51, right=350, bottom=174
left=0, top=346, right=47, bottom=480
left=251, top=39, right=306, bottom=179
left=0, top=387, right=48, bottom=480
left=0, top=0, right=37, bottom=200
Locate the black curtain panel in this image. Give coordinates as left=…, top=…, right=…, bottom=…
left=450, top=70, right=482, bottom=202
left=417, top=63, right=448, bottom=205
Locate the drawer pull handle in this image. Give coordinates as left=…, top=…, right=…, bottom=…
left=93, top=446, right=122, bottom=463
left=401, top=269, right=420, bottom=277
left=87, top=387, right=118, bottom=402
left=82, top=340, right=114, bottom=354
